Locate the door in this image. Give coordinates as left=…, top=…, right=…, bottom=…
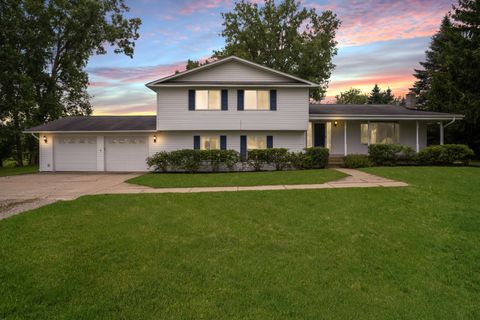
left=54, top=136, right=97, bottom=171
left=105, top=136, right=149, bottom=172
left=314, top=123, right=326, bottom=147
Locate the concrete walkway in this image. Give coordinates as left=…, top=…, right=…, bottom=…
left=104, top=168, right=408, bottom=194
left=0, top=169, right=407, bottom=220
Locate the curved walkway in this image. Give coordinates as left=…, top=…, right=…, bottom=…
left=0, top=169, right=407, bottom=220
left=107, top=168, right=407, bottom=194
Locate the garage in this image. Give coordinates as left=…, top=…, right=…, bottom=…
left=54, top=136, right=97, bottom=171
left=105, top=136, right=149, bottom=172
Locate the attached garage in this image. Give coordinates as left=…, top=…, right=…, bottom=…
left=105, top=136, right=149, bottom=172
left=54, top=136, right=97, bottom=171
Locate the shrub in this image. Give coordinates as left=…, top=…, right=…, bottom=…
left=264, top=148, right=290, bottom=171
left=288, top=152, right=307, bottom=170
left=368, top=144, right=407, bottom=166
left=200, top=149, right=240, bottom=172
left=417, top=144, right=474, bottom=165
left=247, top=149, right=269, bottom=171
left=147, top=151, right=170, bottom=172
left=344, top=154, right=373, bottom=168
left=169, top=149, right=202, bottom=173
left=302, top=147, right=329, bottom=169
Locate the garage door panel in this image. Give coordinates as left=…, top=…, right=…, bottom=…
left=54, top=136, right=97, bottom=171
left=105, top=136, right=148, bottom=172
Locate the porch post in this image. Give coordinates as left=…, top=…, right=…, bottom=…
left=344, top=121, right=348, bottom=156
left=415, top=121, right=419, bottom=152
left=367, top=120, right=371, bottom=146
left=440, top=122, right=444, bottom=145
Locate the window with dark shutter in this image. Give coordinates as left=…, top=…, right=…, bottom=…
left=188, top=90, right=195, bottom=110
left=220, top=135, right=227, bottom=150
left=269, top=90, right=277, bottom=111
left=193, top=135, right=200, bottom=149
left=267, top=135, right=273, bottom=148
left=237, top=90, right=244, bottom=111
left=221, top=90, right=228, bottom=111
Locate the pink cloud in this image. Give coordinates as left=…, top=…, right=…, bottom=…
left=305, top=0, right=454, bottom=46
left=179, top=0, right=231, bottom=15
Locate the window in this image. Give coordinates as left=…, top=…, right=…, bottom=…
left=200, top=136, right=220, bottom=150
left=195, top=90, right=221, bottom=110
left=361, top=122, right=399, bottom=144
left=247, top=136, right=266, bottom=150
left=245, top=90, right=269, bottom=110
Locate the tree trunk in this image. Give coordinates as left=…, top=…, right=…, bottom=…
left=14, top=133, right=23, bottom=167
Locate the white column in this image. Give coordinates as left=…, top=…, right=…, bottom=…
left=97, top=136, right=105, bottom=171
left=415, top=121, right=419, bottom=152
left=367, top=120, right=371, bottom=146
left=440, top=122, right=444, bottom=145
left=344, top=121, right=348, bottom=156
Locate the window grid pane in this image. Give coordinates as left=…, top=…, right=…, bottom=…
left=361, top=123, right=369, bottom=144
left=244, top=90, right=257, bottom=110
left=201, top=136, right=220, bottom=150
left=195, top=90, right=208, bottom=110
left=208, top=90, right=221, bottom=110
left=247, top=136, right=267, bottom=150
left=257, top=90, right=270, bottom=110
left=367, top=123, right=399, bottom=144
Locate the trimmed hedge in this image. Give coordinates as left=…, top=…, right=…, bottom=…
left=302, top=147, right=329, bottom=169
left=147, top=149, right=239, bottom=173
left=368, top=144, right=415, bottom=166
left=417, top=144, right=474, bottom=165
left=344, top=154, right=373, bottom=168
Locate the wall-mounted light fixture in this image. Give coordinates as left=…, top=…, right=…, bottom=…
left=334, top=121, right=338, bottom=127
left=43, top=135, right=47, bottom=143
left=153, top=135, right=157, bottom=143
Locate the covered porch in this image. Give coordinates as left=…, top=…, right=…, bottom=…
left=308, top=104, right=462, bottom=156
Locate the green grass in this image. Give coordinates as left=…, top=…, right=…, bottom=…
left=1, top=167, right=480, bottom=319
left=127, top=169, right=347, bottom=188
left=0, top=165, right=38, bottom=177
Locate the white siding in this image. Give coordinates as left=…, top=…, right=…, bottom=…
left=156, top=88, right=309, bottom=131
left=39, top=134, right=54, bottom=171
left=171, top=60, right=294, bottom=83
left=149, top=131, right=306, bottom=156
left=97, top=136, right=105, bottom=171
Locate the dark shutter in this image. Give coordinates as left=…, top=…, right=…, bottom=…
left=237, top=90, right=244, bottom=111
left=193, top=135, right=200, bottom=150
left=221, top=90, right=228, bottom=111
left=240, top=135, right=247, bottom=160
left=267, top=135, right=273, bottom=148
left=220, top=135, right=227, bottom=150
left=270, top=90, right=277, bottom=111
left=188, top=90, right=195, bottom=111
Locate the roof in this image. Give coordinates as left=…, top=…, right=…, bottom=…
left=309, top=104, right=463, bottom=120
left=24, top=116, right=156, bottom=133
left=146, top=56, right=318, bottom=89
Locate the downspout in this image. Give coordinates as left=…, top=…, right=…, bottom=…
left=444, top=115, right=456, bottom=129
left=30, top=133, right=39, bottom=141
left=440, top=115, right=456, bottom=145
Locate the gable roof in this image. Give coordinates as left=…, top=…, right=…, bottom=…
left=146, top=56, right=318, bottom=89
left=309, top=104, right=463, bottom=120
left=24, top=116, right=156, bottom=133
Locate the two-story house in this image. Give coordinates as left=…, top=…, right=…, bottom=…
left=26, top=56, right=462, bottom=172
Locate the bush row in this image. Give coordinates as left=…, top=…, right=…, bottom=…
left=147, top=147, right=329, bottom=173
left=344, top=144, right=474, bottom=168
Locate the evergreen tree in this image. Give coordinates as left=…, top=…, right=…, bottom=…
left=368, top=84, right=383, bottom=104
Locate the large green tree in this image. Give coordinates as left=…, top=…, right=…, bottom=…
left=335, top=88, right=368, bottom=104
left=0, top=0, right=141, bottom=166
left=208, top=0, right=340, bottom=100
left=367, top=84, right=397, bottom=104
left=412, top=0, right=480, bottom=154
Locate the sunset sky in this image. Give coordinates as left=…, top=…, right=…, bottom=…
left=87, top=0, right=456, bottom=115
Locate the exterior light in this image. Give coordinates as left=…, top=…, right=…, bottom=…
left=334, top=121, right=338, bottom=127
left=153, top=135, right=157, bottom=143
left=43, top=136, right=47, bottom=143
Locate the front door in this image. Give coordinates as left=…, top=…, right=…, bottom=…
left=314, top=123, right=325, bottom=147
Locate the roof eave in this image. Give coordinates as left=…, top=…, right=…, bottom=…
left=309, top=114, right=464, bottom=121
left=23, top=130, right=157, bottom=134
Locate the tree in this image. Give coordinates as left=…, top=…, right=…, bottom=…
left=367, top=84, right=397, bottom=104
left=0, top=0, right=141, bottom=166
left=213, top=0, right=340, bottom=100
left=412, top=1, right=480, bottom=154
left=335, top=88, right=368, bottom=104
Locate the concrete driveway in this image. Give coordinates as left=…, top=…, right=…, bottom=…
left=0, top=173, right=140, bottom=220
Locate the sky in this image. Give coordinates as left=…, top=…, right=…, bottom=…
left=87, top=0, right=456, bottom=115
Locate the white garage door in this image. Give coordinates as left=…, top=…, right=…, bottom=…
left=105, top=136, right=149, bottom=172
left=54, top=136, right=97, bottom=171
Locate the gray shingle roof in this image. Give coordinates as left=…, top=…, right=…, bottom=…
left=25, top=116, right=156, bottom=132
left=309, top=104, right=463, bottom=119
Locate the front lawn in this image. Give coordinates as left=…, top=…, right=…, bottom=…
left=127, top=169, right=347, bottom=188
left=0, top=165, right=38, bottom=177
left=1, top=167, right=479, bottom=319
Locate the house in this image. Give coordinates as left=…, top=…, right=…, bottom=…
left=25, top=56, right=462, bottom=172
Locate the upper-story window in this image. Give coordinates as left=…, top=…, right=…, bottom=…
left=245, top=90, right=270, bottom=110
left=195, top=90, right=221, bottom=110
